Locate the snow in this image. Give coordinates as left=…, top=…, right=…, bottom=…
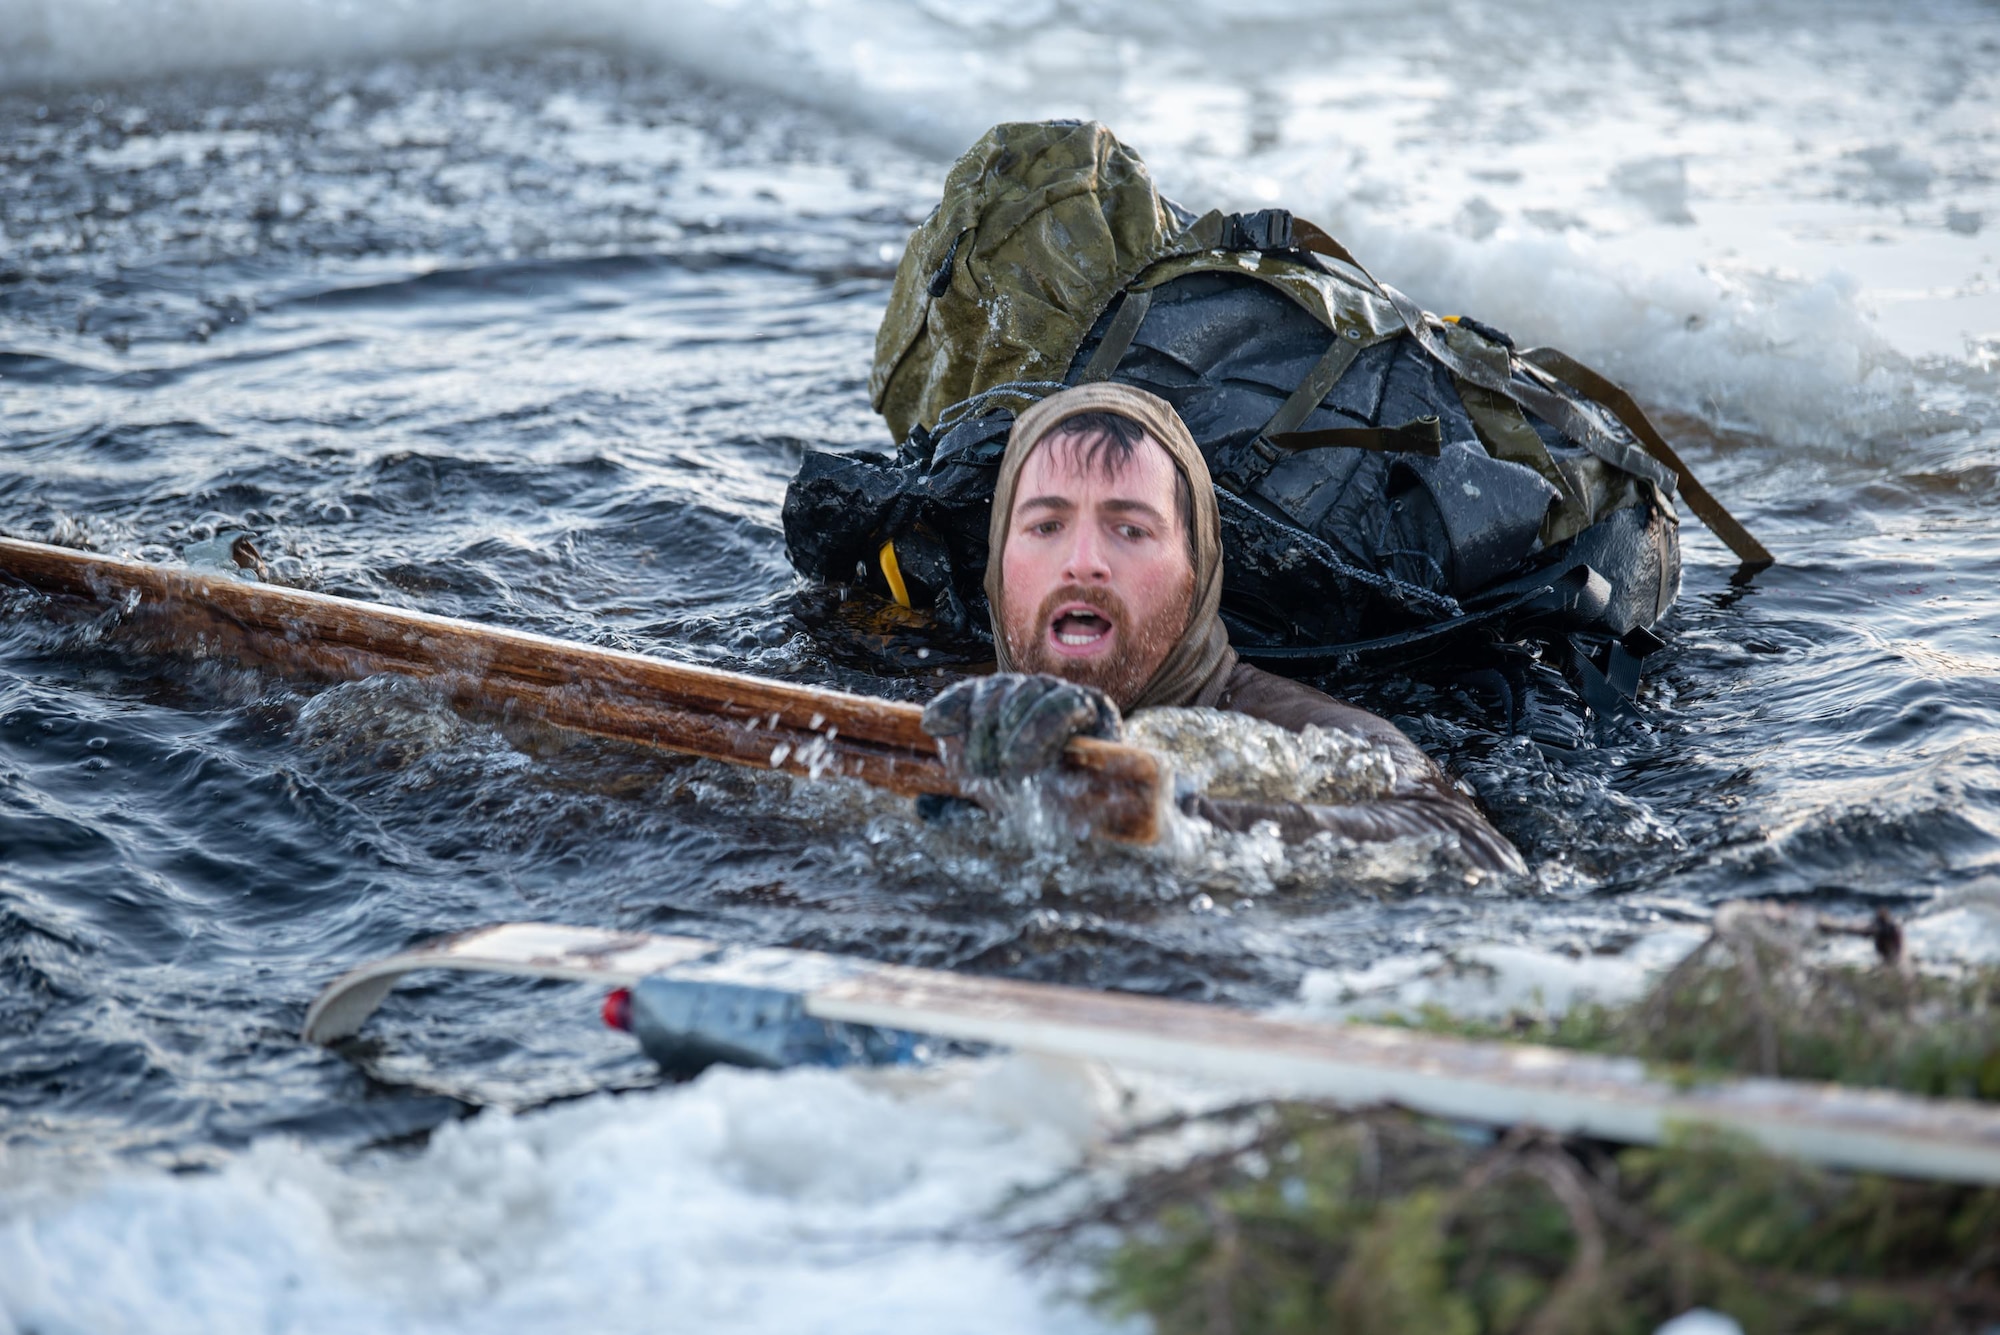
left=0, top=1056, right=1124, bottom=1335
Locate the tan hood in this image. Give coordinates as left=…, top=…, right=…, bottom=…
left=984, top=382, right=1237, bottom=710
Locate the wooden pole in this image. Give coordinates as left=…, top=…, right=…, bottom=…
left=0, top=536, right=1168, bottom=843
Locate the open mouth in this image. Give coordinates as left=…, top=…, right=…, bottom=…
left=1049, top=604, right=1116, bottom=652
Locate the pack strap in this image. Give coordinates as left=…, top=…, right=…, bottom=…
left=1520, top=348, right=1773, bottom=569
left=1455, top=383, right=1576, bottom=499
left=1287, top=218, right=1670, bottom=490
left=1285, top=217, right=1769, bottom=568
left=1216, top=488, right=1462, bottom=618
left=1456, top=381, right=1587, bottom=547
left=1220, top=327, right=1437, bottom=494
left=1078, top=288, right=1153, bottom=383
left=1286, top=217, right=1375, bottom=281
left=1233, top=573, right=1571, bottom=672
left=1266, top=418, right=1442, bottom=457
left=1383, top=284, right=1676, bottom=493
left=1259, top=330, right=1363, bottom=440
left=928, top=379, right=1070, bottom=437
left=1086, top=282, right=1439, bottom=470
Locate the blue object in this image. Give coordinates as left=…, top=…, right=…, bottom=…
left=626, top=975, right=926, bottom=1076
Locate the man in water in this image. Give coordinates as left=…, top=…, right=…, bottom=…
left=921, top=382, right=1525, bottom=875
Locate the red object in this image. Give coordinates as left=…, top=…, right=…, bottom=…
left=601, top=987, right=633, bottom=1032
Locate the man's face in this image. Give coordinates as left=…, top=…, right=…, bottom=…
left=998, top=427, right=1195, bottom=709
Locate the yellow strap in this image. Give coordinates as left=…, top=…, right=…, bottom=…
left=878, top=539, right=912, bottom=608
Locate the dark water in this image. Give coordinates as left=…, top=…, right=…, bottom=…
left=4, top=49, right=1998, bottom=1173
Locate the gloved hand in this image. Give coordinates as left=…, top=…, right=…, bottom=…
left=920, top=673, right=1121, bottom=781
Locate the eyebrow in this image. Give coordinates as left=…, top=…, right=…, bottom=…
left=1017, top=496, right=1168, bottom=522
left=1099, top=498, right=1169, bottom=523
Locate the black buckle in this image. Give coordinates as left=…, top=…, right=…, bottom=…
left=1222, top=209, right=1294, bottom=253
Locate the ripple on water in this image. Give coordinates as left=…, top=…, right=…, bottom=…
left=0, top=27, right=1996, bottom=1194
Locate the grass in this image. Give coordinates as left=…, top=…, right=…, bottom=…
left=1038, top=905, right=2000, bottom=1334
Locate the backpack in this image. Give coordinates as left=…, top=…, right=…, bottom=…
left=783, top=121, right=1767, bottom=700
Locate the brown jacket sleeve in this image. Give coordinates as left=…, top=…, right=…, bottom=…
left=1194, top=664, right=1525, bottom=874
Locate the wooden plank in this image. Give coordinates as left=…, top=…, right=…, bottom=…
left=303, top=923, right=2000, bottom=1186
left=0, top=536, right=1168, bottom=842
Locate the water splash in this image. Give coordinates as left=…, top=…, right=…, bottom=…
left=1124, top=706, right=1404, bottom=806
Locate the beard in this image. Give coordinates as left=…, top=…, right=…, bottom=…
left=999, top=582, right=1190, bottom=709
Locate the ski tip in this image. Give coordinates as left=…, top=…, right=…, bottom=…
left=300, top=924, right=719, bottom=1045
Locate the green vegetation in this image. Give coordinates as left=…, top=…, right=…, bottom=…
left=1047, top=908, right=2000, bottom=1334
left=1405, top=908, right=2000, bottom=1098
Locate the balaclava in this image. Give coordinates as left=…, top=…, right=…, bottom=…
left=984, top=382, right=1237, bottom=710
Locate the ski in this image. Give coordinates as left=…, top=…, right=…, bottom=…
left=304, top=922, right=2000, bottom=1186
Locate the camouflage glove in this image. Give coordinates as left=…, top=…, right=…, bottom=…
left=920, top=673, right=1122, bottom=781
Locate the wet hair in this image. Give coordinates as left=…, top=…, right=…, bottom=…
left=1041, top=410, right=1196, bottom=559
